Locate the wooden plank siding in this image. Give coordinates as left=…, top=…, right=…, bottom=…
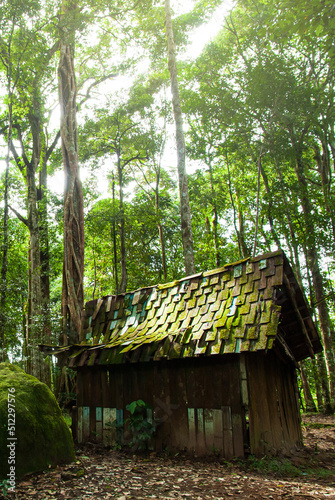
left=247, top=351, right=303, bottom=456
left=47, top=251, right=318, bottom=459
left=75, top=354, right=249, bottom=457
left=74, top=351, right=303, bottom=457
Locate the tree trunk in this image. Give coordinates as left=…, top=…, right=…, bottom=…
left=259, top=162, right=281, bottom=249
left=207, top=160, right=220, bottom=267
left=299, top=361, right=317, bottom=412
left=314, top=141, right=335, bottom=244
left=59, top=2, right=84, bottom=345
left=0, top=92, right=12, bottom=362
left=25, top=165, right=43, bottom=377
left=154, top=179, right=168, bottom=282
left=164, top=0, right=195, bottom=276
left=38, top=159, right=51, bottom=347
left=25, top=90, right=51, bottom=386
left=111, top=175, right=119, bottom=294
left=312, top=356, right=325, bottom=412
left=237, top=198, right=250, bottom=258
left=292, top=139, right=335, bottom=408
left=117, top=155, right=127, bottom=293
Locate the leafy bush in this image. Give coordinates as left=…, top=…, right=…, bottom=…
left=125, top=399, right=156, bottom=451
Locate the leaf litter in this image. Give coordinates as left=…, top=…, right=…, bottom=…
left=3, top=414, right=335, bottom=500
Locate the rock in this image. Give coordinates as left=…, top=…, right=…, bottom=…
left=0, top=363, right=75, bottom=479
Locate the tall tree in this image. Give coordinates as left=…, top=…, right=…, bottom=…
left=0, top=0, right=57, bottom=383
left=80, top=102, right=150, bottom=293
left=58, top=0, right=84, bottom=345
left=164, top=0, right=195, bottom=276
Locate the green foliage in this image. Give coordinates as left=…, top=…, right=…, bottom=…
left=0, top=479, right=8, bottom=497
left=0, top=0, right=334, bottom=410
left=125, top=399, right=157, bottom=451
left=235, top=454, right=334, bottom=480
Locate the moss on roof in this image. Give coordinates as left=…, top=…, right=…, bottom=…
left=53, top=250, right=321, bottom=367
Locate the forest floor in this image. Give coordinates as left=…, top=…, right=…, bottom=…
left=4, top=414, right=335, bottom=500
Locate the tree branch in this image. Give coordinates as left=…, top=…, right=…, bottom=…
left=78, top=73, right=118, bottom=108
left=8, top=205, right=28, bottom=226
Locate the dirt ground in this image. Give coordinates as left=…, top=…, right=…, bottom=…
left=5, top=414, right=335, bottom=500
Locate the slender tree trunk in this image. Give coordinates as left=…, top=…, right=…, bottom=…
left=25, top=165, right=46, bottom=382
left=0, top=93, right=12, bottom=362
left=292, top=140, right=335, bottom=408
left=38, top=159, right=51, bottom=347
left=154, top=180, right=168, bottom=282
left=304, top=252, right=330, bottom=412
left=157, top=223, right=168, bottom=282
left=208, top=160, right=220, bottom=267
left=117, top=155, right=127, bottom=293
left=164, top=0, right=195, bottom=276
left=312, top=356, right=324, bottom=412
left=275, top=161, right=304, bottom=286
left=259, top=162, right=281, bottom=249
left=299, top=361, right=317, bottom=412
left=314, top=141, right=335, bottom=244
left=226, top=154, right=243, bottom=258
left=59, top=2, right=84, bottom=345
left=237, top=198, right=250, bottom=258
left=25, top=89, right=52, bottom=385
left=111, top=175, right=119, bottom=294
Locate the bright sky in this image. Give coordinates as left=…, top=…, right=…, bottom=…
left=0, top=0, right=235, bottom=199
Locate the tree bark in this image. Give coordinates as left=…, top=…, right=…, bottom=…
left=164, top=0, right=195, bottom=276
left=111, top=175, right=119, bottom=294
left=38, top=158, right=51, bottom=346
left=299, top=361, right=317, bottom=412
left=117, top=153, right=127, bottom=293
left=59, top=2, right=84, bottom=344
left=24, top=89, right=51, bottom=386
left=154, top=175, right=168, bottom=281
left=292, top=136, right=335, bottom=407
left=0, top=93, right=12, bottom=362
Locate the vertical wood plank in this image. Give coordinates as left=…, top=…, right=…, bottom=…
left=222, top=406, right=234, bottom=459
left=232, top=413, right=244, bottom=457
left=101, top=369, right=109, bottom=408
left=90, top=369, right=99, bottom=406
left=76, top=371, right=84, bottom=406
left=82, top=371, right=91, bottom=406
left=71, top=406, right=78, bottom=442
left=247, top=353, right=273, bottom=455
left=239, top=354, right=249, bottom=407
left=96, top=407, right=102, bottom=443
left=204, top=409, right=214, bottom=451
left=167, top=362, right=188, bottom=451
left=82, top=406, right=90, bottom=442
left=116, top=408, right=124, bottom=445
left=213, top=409, right=223, bottom=454
left=77, top=406, right=83, bottom=444
left=103, top=408, right=116, bottom=446
left=188, top=408, right=196, bottom=452
left=197, top=408, right=206, bottom=455
left=276, top=359, right=301, bottom=449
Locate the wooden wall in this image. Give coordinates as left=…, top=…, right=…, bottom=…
left=246, top=351, right=303, bottom=455
left=73, top=352, right=302, bottom=458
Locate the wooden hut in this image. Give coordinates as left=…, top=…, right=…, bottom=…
left=53, top=250, right=322, bottom=457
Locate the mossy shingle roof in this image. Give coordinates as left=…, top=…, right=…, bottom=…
left=55, top=250, right=322, bottom=367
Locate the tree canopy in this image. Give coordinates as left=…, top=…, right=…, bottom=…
left=0, top=0, right=334, bottom=410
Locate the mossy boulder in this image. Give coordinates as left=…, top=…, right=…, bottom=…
left=0, top=363, right=75, bottom=480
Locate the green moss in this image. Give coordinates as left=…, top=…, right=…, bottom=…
left=0, top=363, right=75, bottom=479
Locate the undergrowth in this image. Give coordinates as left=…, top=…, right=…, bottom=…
left=236, top=455, right=334, bottom=480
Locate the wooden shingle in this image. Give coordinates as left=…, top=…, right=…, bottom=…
left=67, top=251, right=322, bottom=366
